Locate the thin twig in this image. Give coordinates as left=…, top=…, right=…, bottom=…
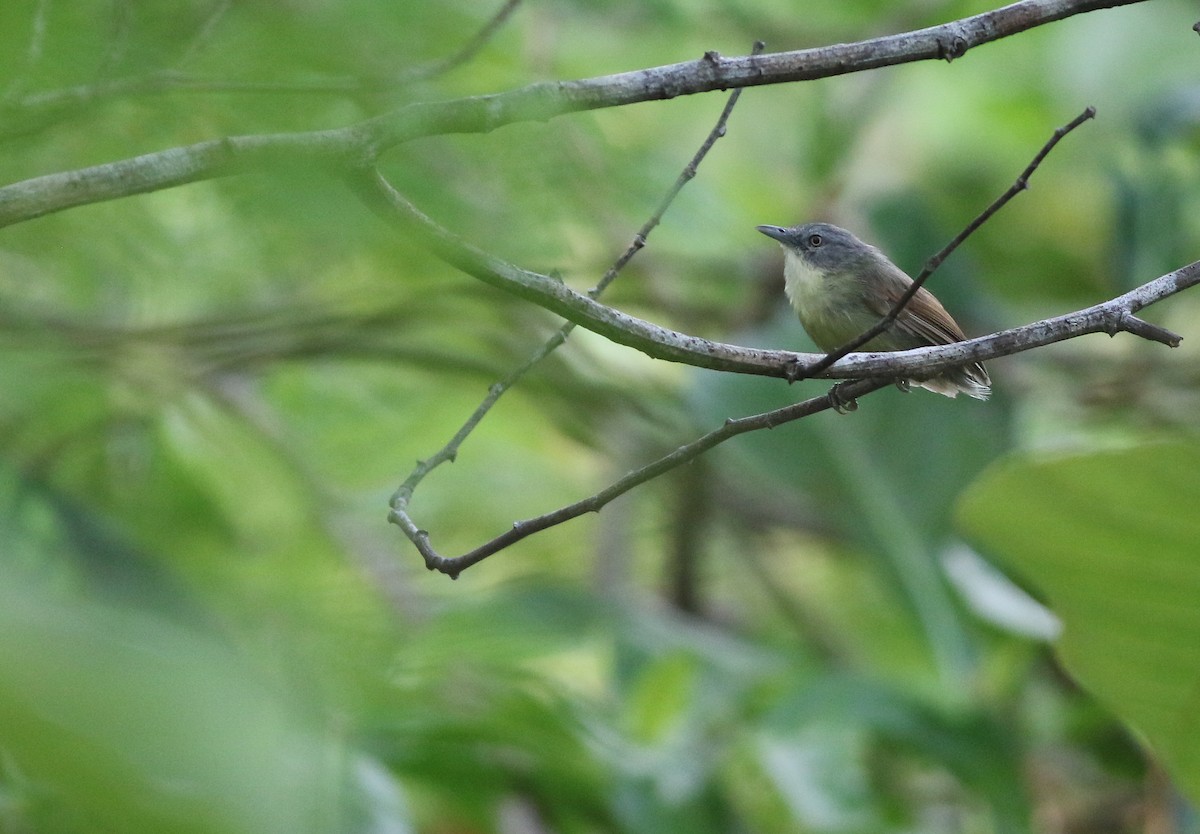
left=388, top=44, right=765, bottom=555
left=98, top=1, right=135, bottom=78
left=400, top=0, right=524, bottom=83
left=592, top=44, right=767, bottom=298
left=399, top=378, right=893, bottom=577
left=798, top=106, right=1096, bottom=380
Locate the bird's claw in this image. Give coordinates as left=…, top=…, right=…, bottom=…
left=829, top=382, right=859, bottom=414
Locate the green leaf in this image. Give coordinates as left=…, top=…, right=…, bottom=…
left=957, top=439, right=1200, bottom=803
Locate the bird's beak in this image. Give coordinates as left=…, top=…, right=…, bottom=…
left=756, top=225, right=789, bottom=243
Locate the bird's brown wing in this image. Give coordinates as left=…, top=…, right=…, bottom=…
left=865, top=274, right=968, bottom=347
left=860, top=264, right=990, bottom=398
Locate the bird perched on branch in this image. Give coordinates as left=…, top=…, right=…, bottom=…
left=757, top=221, right=990, bottom=400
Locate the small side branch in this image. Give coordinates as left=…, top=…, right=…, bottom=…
left=1112, top=313, right=1179, bottom=346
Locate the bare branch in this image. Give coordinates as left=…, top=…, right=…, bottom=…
left=397, top=377, right=895, bottom=578
left=397, top=259, right=1197, bottom=577
left=0, top=0, right=1149, bottom=228
left=354, top=169, right=786, bottom=374
left=0, top=131, right=367, bottom=229
left=841, top=263, right=1193, bottom=381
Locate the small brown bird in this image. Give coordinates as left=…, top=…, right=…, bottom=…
left=757, top=222, right=990, bottom=400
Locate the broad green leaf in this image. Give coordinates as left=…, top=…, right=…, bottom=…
left=958, top=439, right=1200, bottom=803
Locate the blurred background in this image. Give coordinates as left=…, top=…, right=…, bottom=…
left=0, top=0, right=1198, bottom=832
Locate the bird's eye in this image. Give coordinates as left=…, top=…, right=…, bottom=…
left=807, top=234, right=823, bottom=247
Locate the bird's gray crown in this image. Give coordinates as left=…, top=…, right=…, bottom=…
left=755, top=222, right=879, bottom=271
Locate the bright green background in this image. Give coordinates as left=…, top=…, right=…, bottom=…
left=1, top=1, right=1199, bottom=832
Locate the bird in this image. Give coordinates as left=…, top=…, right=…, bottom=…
left=756, top=221, right=990, bottom=400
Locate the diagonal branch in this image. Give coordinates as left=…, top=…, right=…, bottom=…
left=841, top=261, right=1194, bottom=376
left=399, top=377, right=896, bottom=578
left=0, top=0, right=1149, bottom=228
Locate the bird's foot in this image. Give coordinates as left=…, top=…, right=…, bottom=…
left=828, top=382, right=859, bottom=414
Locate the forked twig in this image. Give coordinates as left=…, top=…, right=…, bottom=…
left=387, top=45, right=766, bottom=577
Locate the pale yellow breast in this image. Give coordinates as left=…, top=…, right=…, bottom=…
left=779, top=249, right=875, bottom=350
left=782, top=251, right=835, bottom=316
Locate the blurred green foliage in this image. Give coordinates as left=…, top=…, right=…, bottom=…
left=1, top=0, right=1199, bottom=832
